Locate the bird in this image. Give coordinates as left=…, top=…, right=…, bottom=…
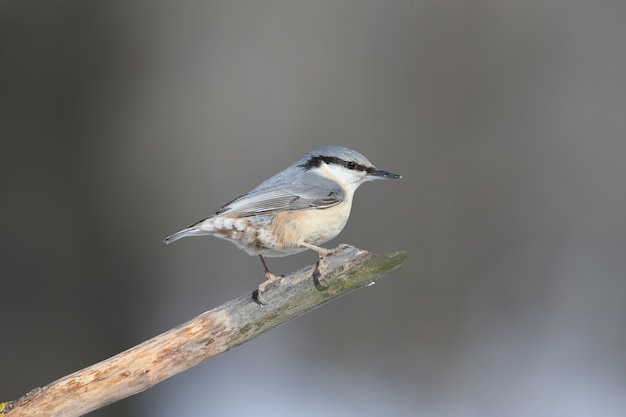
left=164, top=145, right=401, bottom=294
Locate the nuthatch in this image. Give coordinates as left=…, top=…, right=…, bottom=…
left=164, top=146, right=401, bottom=294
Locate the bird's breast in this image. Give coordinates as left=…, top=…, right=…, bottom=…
left=266, top=200, right=353, bottom=247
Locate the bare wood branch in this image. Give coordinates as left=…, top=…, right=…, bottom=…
left=2, top=245, right=407, bottom=417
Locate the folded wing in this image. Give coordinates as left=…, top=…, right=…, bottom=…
left=216, top=185, right=345, bottom=217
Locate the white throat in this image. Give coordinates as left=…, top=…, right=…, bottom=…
left=315, top=163, right=364, bottom=195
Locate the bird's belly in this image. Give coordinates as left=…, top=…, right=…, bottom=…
left=207, top=203, right=352, bottom=257
left=294, top=204, right=351, bottom=245
left=258, top=202, right=352, bottom=255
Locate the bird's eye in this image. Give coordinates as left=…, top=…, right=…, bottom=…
left=347, top=161, right=357, bottom=170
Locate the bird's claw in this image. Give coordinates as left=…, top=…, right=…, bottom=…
left=255, top=273, right=280, bottom=305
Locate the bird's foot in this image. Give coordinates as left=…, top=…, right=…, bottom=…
left=255, top=272, right=280, bottom=305
left=301, top=242, right=339, bottom=258
left=258, top=272, right=279, bottom=293
left=316, top=244, right=349, bottom=273
left=313, top=251, right=341, bottom=290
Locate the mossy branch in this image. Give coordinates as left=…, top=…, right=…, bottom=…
left=1, top=245, right=406, bottom=417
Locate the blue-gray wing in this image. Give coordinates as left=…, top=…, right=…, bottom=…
left=215, top=185, right=344, bottom=217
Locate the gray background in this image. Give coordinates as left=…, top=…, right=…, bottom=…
left=2, top=1, right=625, bottom=416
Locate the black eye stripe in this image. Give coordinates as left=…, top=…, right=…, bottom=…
left=300, top=155, right=375, bottom=173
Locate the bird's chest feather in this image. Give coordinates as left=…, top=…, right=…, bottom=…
left=266, top=200, right=353, bottom=247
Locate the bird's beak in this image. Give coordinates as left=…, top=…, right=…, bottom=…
left=368, top=169, right=402, bottom=180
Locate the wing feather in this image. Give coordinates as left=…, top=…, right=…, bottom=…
left=216, top=186, right=344, bottom=217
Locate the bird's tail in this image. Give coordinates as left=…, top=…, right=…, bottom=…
left=163, top=218, right=211, bottom=244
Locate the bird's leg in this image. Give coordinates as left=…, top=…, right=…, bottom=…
left=258, top=255, right=279, bottom=293
left=301, top=242, right=339, bottom=276
left=301, top=242, right=338, bottom=258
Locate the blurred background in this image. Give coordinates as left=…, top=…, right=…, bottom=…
left=2, top=1, right=626, bottom=416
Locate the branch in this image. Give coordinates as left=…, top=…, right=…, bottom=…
left=1, top=245, right=407, bottom=417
